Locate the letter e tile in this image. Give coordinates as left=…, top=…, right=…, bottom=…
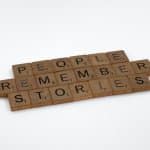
left=110, top=76, right=132, bottom=95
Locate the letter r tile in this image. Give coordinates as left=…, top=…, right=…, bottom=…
left=131, top=60, right=150, bottom=75
left=69, top=81, right=93, bottom=101
left=0, top=79, right=17, bottom=97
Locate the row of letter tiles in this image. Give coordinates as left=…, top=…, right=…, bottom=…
left=13, top=59, right=150, bottom=79
left=8, top=74, right=150, bottom=111
left=13, top=50, right=132, bottom=77
left=1, top=61, right=150, bottom=97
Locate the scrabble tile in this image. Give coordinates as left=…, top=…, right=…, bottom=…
left=94, top=64, right=115, bottom=78
left=8, top=91, right=31, bottom=111
left=128, top=74, right=150, bottom=92
left=89, top=79, right=112, bottom=97
left=35, top=73, right=57, bottom=88
left=107, top=50, right=129, bottom=64
left=131, top=60, right=150, bottom=75
left=74, top=67, right=95, bottom=81
left=51, top=58, right=72, bottom=72
left=32, top=60, right=53, bottom=75
left=112, top=62, right=134, bottom=76
left=149, top=60, right=150, bottom=74
left=69, top=81, right=93, bottom=101
left=55, top=70, right=77, bottom=85
left=49, top=85, right=73, bottom=104
left=110, top=76, right=132, bottom=95
left=70, top=55, right=91, bottom=68
left=88, top=53, right=110, bottom=66
left=29, top=88, right=53, bottom=107
left=15, top=76, right=37, bottom=91
left=13, top=63, right=33, bottom=77
left=0, top=79, right=17, bottom=97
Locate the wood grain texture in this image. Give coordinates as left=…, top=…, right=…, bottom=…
left=131, top=60, right=150, bottom=75
left=112, top=62, right=134, bottom=76
left=0, top=79, right=17, bottom=97
left=89, top=79, right=112, bottom=97
left=8, top=91, right=31, bottom=111
left=13, top=63, right=33, bottom=77
left=107, top=50, right=129, bottom=64
left=32, top=60, right=53, bottom=75
left=128, top=74, right=150, bottom=92
left=110, top=76, right=132, bottom=95
left=15, top=76, right=37, bottom=91
left=1, top=50, right=150, bottom=111
left=94, top=64, right=115, bottom=78
left=29, top=88, right=53, bottom=107
left=88, top=53, right=110, bottom=66
left=51, top=58, right=72, bottom=72
left=35, top=73, right=57, bottom=88
left=49, top=85, right=73, bottom=104
left=74, top=67, right=95, bottom=81
left=55, top=70, right=77, bottom=85
left=69, top=81, right=93, bottom=101
left=70, top=55, right=91, bottom=68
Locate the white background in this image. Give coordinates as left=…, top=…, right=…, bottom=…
left=0, top=0, right=150, bottom=150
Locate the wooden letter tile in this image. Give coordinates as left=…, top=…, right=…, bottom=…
left=94, top=64, right=115, bottom=78
left=55, top=70, right=77, bottom=85
left=74, top=67, right=95, bottom=81
left=112, top=62, right=134, bottom=76
left=15, top=76, right=37, bottom=91
left=89, top=79, right=112, bottom=97
left=13, top=63, right=33, bottom=77
left=29, top=88, right=53, bottom=107
left=70, top=55, right=91, bottom=68
left=36, top=73, right=57, bottom=88
left=51, top=58, right=72, bottom=72
left=8, top=91, right=31, bottom=111
left=131, top=60, right=150, bottom=75
left=128, top=74, right=150, bottom=92
left=69, top=81, right=93, bottom=101
left=107, top=50, right=129, bottom=64
left=110, top=76, right=132, bottom=95
left=88, top=53, right=110, bottom=66
left=0, top=79, right=17, bottom=97
left=32, top=60, right=53, bottom=75
left=49, top=85, right=73, bottom=104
